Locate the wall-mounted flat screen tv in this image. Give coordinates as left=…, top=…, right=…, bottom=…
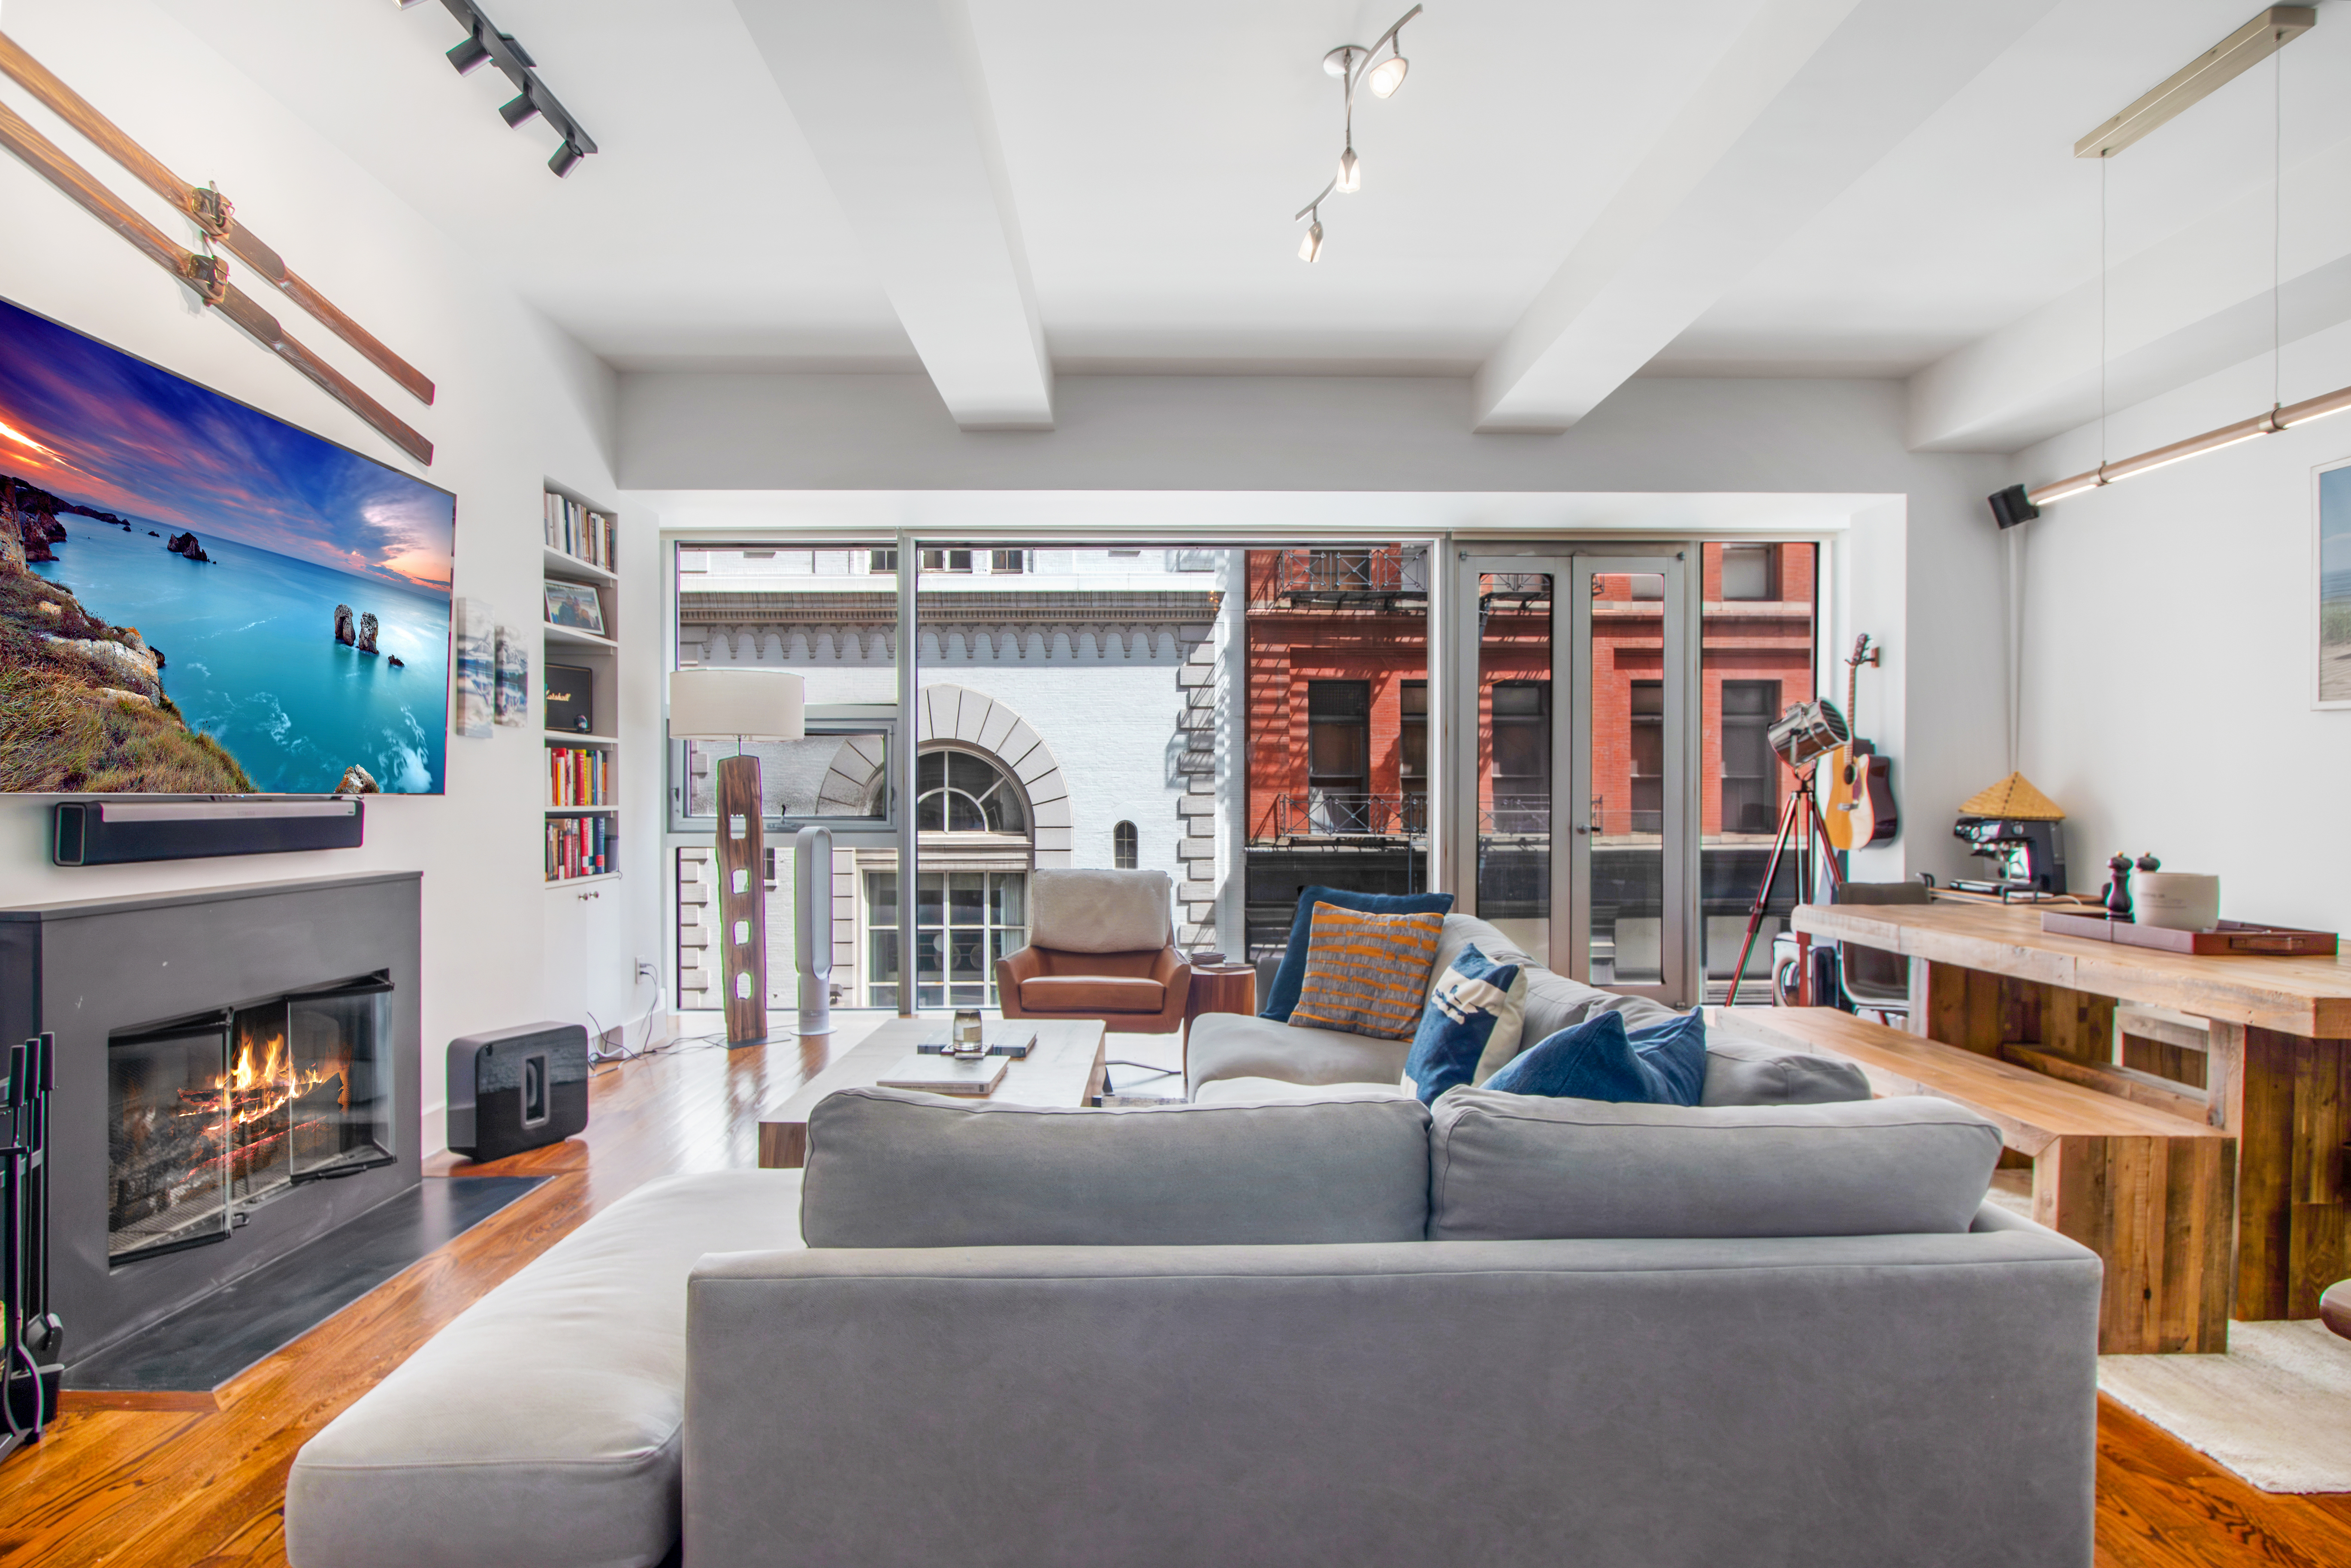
left=0, top=296, right=452, bottom=795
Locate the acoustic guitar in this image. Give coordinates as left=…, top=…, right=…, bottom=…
left=1821, top=634, right=1897, bottom=850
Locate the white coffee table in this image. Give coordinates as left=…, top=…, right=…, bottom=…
left=756, top=1016, right=1109, bottom=1168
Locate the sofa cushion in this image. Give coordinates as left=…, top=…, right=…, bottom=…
left=1019, top=974, right=1164, bottom=1013
left=1185, top=1012, right=1411, bottom=1098
left=284, top=1169, right=805, bottom=1568
left=1028, top=868, right=1172, bottom=953
left=1191, top=1077, right=1413, bottom=1105
left=1261, top=885, right=1454, bottom=1022
left=1427, top=1090, right=2002, bottom=1241
left=1291, top=903, right=1446, bottom=1040
left=1404, top=943, right=1527, bottom=1103
left=802, top=1086, right=1432, bottom=1247
left=1701, top=1030, right=1874, bottom=1106
left=1432, top=912, right=1535, bottom=978
left=1483, top=1009, right=1707, bottom=1106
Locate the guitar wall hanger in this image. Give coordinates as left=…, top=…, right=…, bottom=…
left=0, top=31, right=436, bottom=464
left=1823, top=633, right=1898, bottom=850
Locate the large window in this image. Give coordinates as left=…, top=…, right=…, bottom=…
left=1306, top=680, right=1370, bottom=832
left=1720, top=680, right=1781, bottom=834
left=1490, top=680, right=1550, bottom=833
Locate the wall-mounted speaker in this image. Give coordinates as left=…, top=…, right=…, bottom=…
left=53, top=799, right=365, bottom=865
left=446, top=1022, right=589, bottom=1164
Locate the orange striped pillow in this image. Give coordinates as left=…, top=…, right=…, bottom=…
left=1289, top=902, right=1445, bottom=1040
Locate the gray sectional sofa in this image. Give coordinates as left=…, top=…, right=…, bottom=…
left=1187, top=912, right=1862, bottom=1105
left=287, top=1058, right=2103, bottom=1568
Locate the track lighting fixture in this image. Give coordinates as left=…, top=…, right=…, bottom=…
left=402, top=0, right=598, bottom=177
left=1290, top=6, right=1420, bottom=260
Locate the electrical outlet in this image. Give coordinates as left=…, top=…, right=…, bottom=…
left=635, top=957, right=657, bottom=982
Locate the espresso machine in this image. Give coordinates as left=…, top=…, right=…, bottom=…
left=1951, top=816, right=2066, bottom=896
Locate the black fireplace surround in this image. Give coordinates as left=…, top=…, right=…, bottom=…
left=0, top=874, right=421, bottom=1368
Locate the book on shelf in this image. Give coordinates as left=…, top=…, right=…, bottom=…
left=548, top=745, right=609, bottom=807
left=875, top=1052, right=1008, bottom=1097
left=546, top=813, right=612, bottom=880
left=543, top=492, right=616, bottom=571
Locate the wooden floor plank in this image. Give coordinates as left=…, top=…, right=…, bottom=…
left=1, top=1019, right=2342, bottom=1567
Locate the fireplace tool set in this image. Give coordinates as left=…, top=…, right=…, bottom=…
left=1, top=1034, right=59, bottom=1460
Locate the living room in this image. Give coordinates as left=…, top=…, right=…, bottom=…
left=2, top=2, right=2348, bottom=1565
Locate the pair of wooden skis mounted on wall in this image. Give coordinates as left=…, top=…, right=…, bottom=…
left=0, top=32, right=435, bottom=466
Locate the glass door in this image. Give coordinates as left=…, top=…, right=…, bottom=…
left=1453, top=549, right=1695, bottom=1002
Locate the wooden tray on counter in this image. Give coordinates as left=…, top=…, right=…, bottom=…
left=2041, top=911, right=2339, bottom=957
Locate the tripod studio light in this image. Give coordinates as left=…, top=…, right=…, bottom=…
left=1767, top=699, right=1849, bottom=769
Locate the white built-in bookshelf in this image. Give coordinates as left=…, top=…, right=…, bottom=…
left=543, top=485, right=620, bottom=887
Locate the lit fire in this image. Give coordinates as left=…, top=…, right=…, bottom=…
left=171, top=1029, right=350, bottom=1182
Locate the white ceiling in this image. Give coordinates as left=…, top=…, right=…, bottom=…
left=128, top=0, right=2351, bottom=446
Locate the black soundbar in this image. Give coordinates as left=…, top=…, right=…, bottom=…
left=52, top=799, right=365, bottom=865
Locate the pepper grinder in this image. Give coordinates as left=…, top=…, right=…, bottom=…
left=2103, top=853, right=2134, bottom=921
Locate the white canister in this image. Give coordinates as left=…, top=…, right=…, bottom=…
left=2135, top=873, right=2220, bottom=932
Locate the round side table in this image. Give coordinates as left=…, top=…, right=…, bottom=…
left=1185, top=964, right=1257, bottom=1024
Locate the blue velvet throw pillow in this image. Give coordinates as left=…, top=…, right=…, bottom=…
left=1402, top=944, right=1523, bottom=1104
left=1481, top=1007, right=1707, bottom=1107
left=1260, top=885, right=1455, bottom=1022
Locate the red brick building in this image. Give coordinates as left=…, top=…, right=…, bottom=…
left=1243, top=543, right=1819, bottom=965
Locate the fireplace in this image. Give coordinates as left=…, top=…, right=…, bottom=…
left=108, top=975, right=395, bottom=1265
left=0, top=873, right=421, bottom=1368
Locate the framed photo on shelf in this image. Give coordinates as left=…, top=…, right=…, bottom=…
left=544, top=580, right=606, bottom=635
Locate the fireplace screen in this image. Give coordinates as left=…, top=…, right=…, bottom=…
left=108, top=973, right=395, bottom=1265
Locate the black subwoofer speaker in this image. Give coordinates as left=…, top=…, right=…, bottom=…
left=446, top=1022, right=589, bottom=1163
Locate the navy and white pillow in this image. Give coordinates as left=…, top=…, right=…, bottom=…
left=1402, top=944, right=1528, bottom=1105
left=1481, top=1008, right=1707, bottom=1107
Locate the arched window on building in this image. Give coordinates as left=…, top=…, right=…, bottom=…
left=874, top=747, right=1033, bottom=1010
left=1113, top=820, right=1138, bottom=869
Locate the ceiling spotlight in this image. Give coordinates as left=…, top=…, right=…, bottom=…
left=499, top=92, right=541, bottom=127
left=1368, top=47, right=1408, bottom=98
left=1294, top=181, right=1333, bottom=263
left=1336, top=145, right=1360, bottom=194
left=446, top=33, right=491, bottom=74
left=549, top=141, right=585, bottom=178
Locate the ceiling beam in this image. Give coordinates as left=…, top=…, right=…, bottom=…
left=734, top=0, right=1052, bottom=430
left=1908, top=133, right=2351, bottom=454
left=1471, top=0, right=2056, bottom=434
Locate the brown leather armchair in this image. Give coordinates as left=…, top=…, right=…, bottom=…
left=995, top=869, right=1191, bottom=1034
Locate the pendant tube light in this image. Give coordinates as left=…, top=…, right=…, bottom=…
left=2016, top=6, right=2323, bottom=512
left=2025, top=385, right=2351, bottom=508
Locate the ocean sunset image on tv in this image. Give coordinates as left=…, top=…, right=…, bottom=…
left=0, top=297, right=453, bottom=795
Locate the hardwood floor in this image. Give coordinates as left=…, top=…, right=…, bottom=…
left=3, top=1018, right=2343, bottom=1567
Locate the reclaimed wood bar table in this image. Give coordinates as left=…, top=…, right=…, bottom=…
left=1791, top=896, right=2351, bottom=1320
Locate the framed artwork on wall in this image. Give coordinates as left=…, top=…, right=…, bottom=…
left=453, top=597, right=493, bottom=738
left=2317, top=456, right=2351, bottom=708
left=493, top=623, right=528, bottom=727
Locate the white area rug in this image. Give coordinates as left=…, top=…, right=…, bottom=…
left=2098, top=1320, right=2351, bottom=1492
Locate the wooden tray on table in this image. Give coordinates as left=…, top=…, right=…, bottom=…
left=2041, top=912, right=2339, bottom=957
